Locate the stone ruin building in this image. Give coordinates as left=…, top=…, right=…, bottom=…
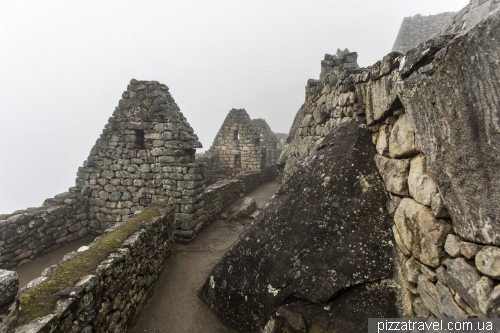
left=250, top=118, right=281, bottom=166
left=392, top=12, right=455, bottom=53
left=75, top=80, right=206, bottom=232
left=393, top=0, right=497, bottom=53
left=198, top=108, right=266, bottom=185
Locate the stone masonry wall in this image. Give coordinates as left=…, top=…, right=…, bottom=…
left=392, top=12, right=455, bottom=53
left=0, top=191, right=89, bottom=269
left=204, top=108, right=265, bottom=183
left=251, top=118, right=282, bottom=166
left=203, top=180, right=243, bottom=226
left=174, top=169, right=272, bottom=243
left=278, top=5, right=500, bottom=318
left=11, top=206, right=174, bottom=333
left=75, top=80, right=205, bottom=234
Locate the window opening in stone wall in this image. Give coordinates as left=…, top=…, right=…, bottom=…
left=233, top=130, right=239, bottom=140
left=234, top=154, right=241, bottom=168
left=135, top=129, right=145, bottom=149
left=273, top=142, right=277, bottom=149
left=255, top=139, right=260, bottom=146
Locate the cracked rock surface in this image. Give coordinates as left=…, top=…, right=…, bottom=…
left=200, top=118, right=398, bottom=333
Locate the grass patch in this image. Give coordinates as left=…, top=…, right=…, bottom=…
left=18, top=206, right=162, bottom=325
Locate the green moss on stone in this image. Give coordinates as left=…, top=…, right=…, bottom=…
left=18, top=206, right=162, bottom=325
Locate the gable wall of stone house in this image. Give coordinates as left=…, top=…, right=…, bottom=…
left=202, top=108, right=265, bottom=184
left=251, top=118, right=281, bottom=166
left=74, top=80, right=206, bottom=233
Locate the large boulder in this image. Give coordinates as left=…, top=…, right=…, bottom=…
left=398, top=8, right=500, bottom=246
left=200, top=118, right=398, bottom=332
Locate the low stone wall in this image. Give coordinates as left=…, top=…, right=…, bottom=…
left=175, top=170, right=275, bottom=243
left=236, top=172, right=263, bottom=195
left=0, top=191, right=89, bottom=269
left=9, top=205, right=174, bottom=333
left=203, top=180, right=243, bottom=225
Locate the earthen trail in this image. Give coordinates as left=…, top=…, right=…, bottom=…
left=128, top=181, right=279, bottom=333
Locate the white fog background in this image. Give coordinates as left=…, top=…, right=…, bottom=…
left=0, top=0, right=470, bottom=213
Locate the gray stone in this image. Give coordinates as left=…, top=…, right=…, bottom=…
left=475, top=246, right=500, bottom=279
left=366, top=71, right=401, bottom=125
left=408, top=155, right=438, bottom=206
left=275, top=306, right=306, bottom=333
left=15, top=314, right=59, bottom=333
left=0, top=270, right=18, bottom=307
left=20, top=276, right=48, bottom=294
left=376, top=124, right=391, bottom=156
left=394, top=198, right=452, bottom=267
left=476, top=276, right=494, bottom=315
left=446, top=258, right=483, bottom=316
left=412, top=296, right=432, bottom=317
left=486, top=284, right=500, bottom=317
left=458, top=242, right=482, bottom=259
left=398, top=10, right=500, bottom=246
left=417, top=274, right=444, bottom=317
left=389, top=113, right=420, bottom=158
left=436, top=281, right=468, bottom=318
left=386, top=193, right=401, bottom=218
left=405, top=257, right=421, bottom=284
left=444, top=234, right=462, bottom=258
left=228, top=198, right=257, bottom=222
left=374, top=155, right=410, bottom=196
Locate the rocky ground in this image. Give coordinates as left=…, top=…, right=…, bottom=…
left=128, top=180, right=279, bottom=333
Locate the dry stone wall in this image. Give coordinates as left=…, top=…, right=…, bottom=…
left=75, top=80, right=206, bottom=233
left=201, top=109, right=265, bottom=183
left=277, top=6, right=500, bottom=321
left=251, top=118, right=281, bottom=166
left=0, top=191, right=88, bottom=269
left=8, top=206, right=174, bottom=333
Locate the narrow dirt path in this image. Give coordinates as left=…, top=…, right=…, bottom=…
left=128, top=181, right=279, bottom=333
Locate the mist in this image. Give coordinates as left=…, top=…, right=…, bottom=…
left=0, top=0, right=469, bottom=214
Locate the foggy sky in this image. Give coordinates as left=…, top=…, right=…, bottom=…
left=0, top=0, right=469, bottom=214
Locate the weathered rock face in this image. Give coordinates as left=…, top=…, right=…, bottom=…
left=398, top=8, right=500, bottom=246
left=200, top=119, right=397, bottom=332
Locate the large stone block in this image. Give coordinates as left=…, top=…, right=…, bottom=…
left=408, top=154, right=438, bottom=206
left=0, top=270, right=18, bottom=307
left=374, top=155, right=410, bottom=196
left=398, top=10, right=500, bottom=246
left=475, top=246, right=500, bottom=280
left=389, top=113, right=420, bottom=158
left=200, top=119, right=397, bottom=332
left=394, top=198, right=453, bottom=267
